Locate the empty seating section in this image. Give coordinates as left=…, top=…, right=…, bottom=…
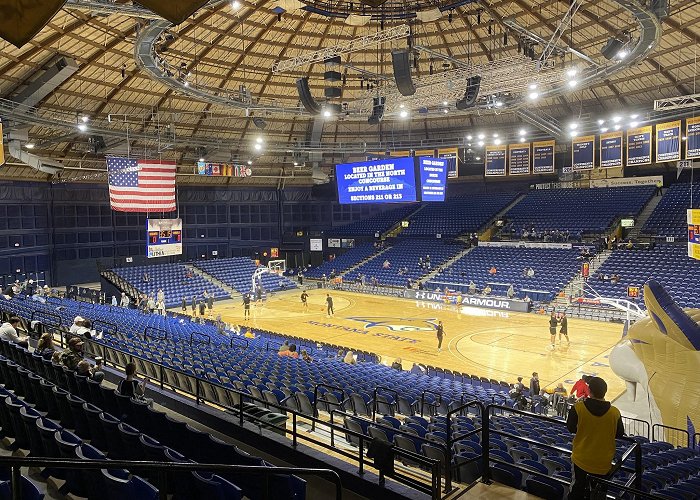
left=305, top=243, right=380, bottom=278
left=193, top=257, right=296, bottom=294
left=505, top=186, right=655, bottom=234
left=643, top=183, right=700, bottom=239
left=588, top=245, right=700, bottom=308
left=400, top=192, right=518, bottom=237
left=327, top=204, right=418, bottom=236
left=427, top=246, right=581, bottom=301
left=2, top=294, right=700, bottom=499
left=344, top=240, right=462, bottom=287
left=113, top=264, right=228, bottom=307
left=0, top=336, right=306, bottom=500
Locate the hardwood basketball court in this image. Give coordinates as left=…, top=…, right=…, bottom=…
left=199, top=288, right=626, bottom=399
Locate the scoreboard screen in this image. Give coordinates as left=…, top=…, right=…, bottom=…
left=146, top=218, right=183, bottom=258
left=335, top=156, right=448, bottom=204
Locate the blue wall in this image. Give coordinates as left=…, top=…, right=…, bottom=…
left=0, top=181, right=395, bottom=286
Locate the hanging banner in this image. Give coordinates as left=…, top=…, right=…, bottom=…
left=572, top=135, right=595, bottom=171
left=438, top=148, right=459, bottom=178
left=656, top=120, right=682, bottom=163
left=196, top=161, right=252, bottom=177
left=627, top=125, right=652, bottom=166
left=485, top=145, right=507, bottom=176
left=686, top=117, right=700, bottom=160
left=599, top=131, right=623, bottom=168
left=688, top=209, right=700, bottom=260
left=414, top=149, right=436, bottom=157
left=532, top=140, right=555, bottom=174
left=508, top=143, right=530, bottom=175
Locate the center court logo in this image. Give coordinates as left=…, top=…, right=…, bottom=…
left=347, top=317, right=438, bottom=332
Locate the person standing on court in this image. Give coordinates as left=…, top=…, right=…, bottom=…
left=242, top=293, right=251, bottom=320
left=436, top=320, right=445, bottom=352
left=549, top=312, right=558, bottom=350
left=207, top=293, right=214, bottom=313
left=326, top=293, right=334, bottom=317
left=300, top=290, right=308, bottom=311
left=559, top=312, right=570, bottom=345
left=181, top=296, right=187, bottom=313
left=567, top=377, right=624, bottom=499
left=191, top=294, right=197, bottom=315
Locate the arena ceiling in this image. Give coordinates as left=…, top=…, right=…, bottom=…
left=0, top=0, right=698, bottom=186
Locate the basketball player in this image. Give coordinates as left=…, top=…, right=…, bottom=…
left=255, top=286, right=263, bottom=305
left=242, top=293, right=251, bottom=320
left=559, top=312, right=570, bottom=344
left=549, top=311, right=558, bottom=350
left=436, top=320, right=445, bottom=352
left=326, top=293, right=334, bottom=317
left=301, top=290, right=308, bottom=310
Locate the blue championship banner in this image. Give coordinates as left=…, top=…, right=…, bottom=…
left=686, top=116, right=700, bottom=160
left=485, top=145, right=507, bottom=176
left=532, top=140, right=555, bottom=174
left=572, top=135, right=595, bottom=171
left=599, top=131, right=623, bottom=168
left=656, top=120, right=681, bottom=163
left=627, top=125, right=652, bottom=166
left=438, top=148, right=459, bottom=178
left=508, top=143, right=531, bottom=175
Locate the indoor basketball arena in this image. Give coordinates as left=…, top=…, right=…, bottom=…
left=0, top=1, right=698, bottom=499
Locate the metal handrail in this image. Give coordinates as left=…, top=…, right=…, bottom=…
left=143, top=326, right=168, bottom=341
left=419, top=389, right=442, bottom=417
left=92, top=319, right=119, bottom=338
left=485, top=404, right=644, bottom=494
left=29, top=310, right=62, bottom=329
left=229, top=336, right=249, bottom=349
left=652, top=423, right=691, bottom=448
left=372, top=386, right=400, bottom=421
left=622, top=415, right=651, bottom=440
left=445, top=399, right=485, bottom=491
left=189, top=331, right=211, bottom=345
left=0, top=456, right=342, bottom=500
left=328, top=409, right=442, bottom=499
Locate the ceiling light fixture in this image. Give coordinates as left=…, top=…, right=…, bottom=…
left=477, top=140, right=485, bottom=147
left=569, top=122, right=578, bottom=130
left=466, top=135, right=473, bottom=140
left=600, top=127, right=609, bottom=133
left=568, top=80, right=578, bottom=88
left=629, top=121, right=639, bottom=128
left=477, top=133, right=485, bottom=140
left=399, top=109, right=408, bottom=118
left=597, top=119, right=605, bottom=125
left=81, top=115, right=89, bottom=123
left=231, top=0, right=241, bottom=9
left=528, top=91, right=539, bottom=100
left=254, top=143, right=262, bottom=151
left=612, top=115, right=622, bottom=123
left=25, top=143, right=35, bottom=149
left=77, top=123, right=88, bottom=132
left=494, top=138, right=502, bottom=145
left=247, top=160, right=252, bottom=165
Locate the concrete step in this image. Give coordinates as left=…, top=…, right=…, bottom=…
left=186, top=263, right=239, bottom=298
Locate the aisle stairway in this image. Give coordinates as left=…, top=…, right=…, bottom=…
left=186, top=263, right=238, bottom=298
left=339, top=245, right=393, bottom=277
left=558, top=249, right=613, bottom=301
left=419, top=246, right=473, bottom=284
left=481, top=193, right=526, bottom=240
left=384, top=205, right=426, bottom=238
left=627, top=191, right=664, bottom=239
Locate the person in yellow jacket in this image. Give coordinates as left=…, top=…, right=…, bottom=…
left=566, top=376, right=624, bottom=499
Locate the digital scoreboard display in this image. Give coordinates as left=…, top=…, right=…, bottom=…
left=418, top=156, right=447, bottom=201
left=335, top=156, right=447, bottom=204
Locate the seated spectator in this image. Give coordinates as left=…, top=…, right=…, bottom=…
left=383, top=259, right=391, bottom=269
left=507, top=285, right=515, bottom=299
left=60, top=337, right=85, bottom=370
left=76, top=359, right=104, bottom=383
left=279, top=344, right=299, bottom=359
left=0, top=317, right=29, bottom=348
left=468, top=281, right=476, bottom=294
left=625, top=239, right=634, bottom=250
left=69, top=316, right=84, bottom=334
left=391, top=358, right=403, bottom=371
left=279, top=341, right=289, bottom=352
left=571, top=375, right=591, bottom=400
left=143, top=272, right=150, bottom=283
left=336, top=349, right=344, bottom=360
left=611, top=274, right=621, bottom=284
left=75, top=319, right=94, bottom=339
left=36, top=332, right=57, bottom=360
left=489, top=266, right=497, bottom=275
left=343, top=351, right=357, bottom=365
left=301, top=350, right=313, bottom=363
left=483, top=285, right=492, bottom=295
left=111, top=295, right=118, bottom=307
left=244, top=329, right=256, bottom=339
left=526, top=267, right=535, bottom=277
left=118, top=362, right=149, bottom=399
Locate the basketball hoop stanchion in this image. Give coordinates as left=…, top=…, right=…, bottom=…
left=582, top=282, right=647, bottom=323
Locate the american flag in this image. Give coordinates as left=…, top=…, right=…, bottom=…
left=107, top=157, right=177, bottom=212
